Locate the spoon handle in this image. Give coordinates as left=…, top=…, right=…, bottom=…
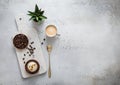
left=48, top=54, right=51, bottom=78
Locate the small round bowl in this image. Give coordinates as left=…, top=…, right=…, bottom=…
left=25, top=59, right=40, bottom=74
left=13, top=34, right=29, bottom=49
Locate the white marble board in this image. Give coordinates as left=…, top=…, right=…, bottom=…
left=14, top=14, right=47, bottom=78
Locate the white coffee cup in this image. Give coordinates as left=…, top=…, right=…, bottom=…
left=45, top=25, right=59, bottom=37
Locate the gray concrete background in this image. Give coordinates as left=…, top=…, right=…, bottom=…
left=0, top=0, right=120, bottom=85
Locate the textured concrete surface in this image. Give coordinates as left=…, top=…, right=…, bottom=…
left=0, top=0, right=120, bottom=85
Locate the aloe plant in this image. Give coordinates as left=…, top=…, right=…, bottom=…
left=28, top=4, right=47, bottom=23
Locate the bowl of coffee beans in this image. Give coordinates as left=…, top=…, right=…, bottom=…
left=13, top=34, right=29, bottom=49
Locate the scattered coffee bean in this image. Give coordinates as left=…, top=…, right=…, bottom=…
left=24, top=61, right=26, bottom=64
left=26, top=41, right=36, bottom=56
left=23, top=58, right=25, bottom=60
left=19, top=18, right=22, bottom=20
left=24, top=54, right=26, bottom=56
left=41, top=42, right=43, bottom=45
left=31, top=41, right=34, bottom=44
left=29, top=45, right=32, bottom=49
left=43, top=38, right=46, bottom=41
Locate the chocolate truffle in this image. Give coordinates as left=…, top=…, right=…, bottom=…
left=25, top=60, right=40, bottom=74
left=13, top=34, right=29, bottom=49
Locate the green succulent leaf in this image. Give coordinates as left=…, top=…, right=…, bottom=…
left=40, top=16, right=47, bottom=19
left=40, top=11, right=44, bottom=15
left=35, top=4, right=39, bottom=12
left=36, top=17, right=39, bottom=21
left=28, top=11, right=35, bottom=14
left=29, top=16, right=35, bottom=20
left=28, top=13, right=35, bottom=17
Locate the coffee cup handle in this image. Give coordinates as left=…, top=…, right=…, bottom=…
left=56, top=33, right=60, bottom=36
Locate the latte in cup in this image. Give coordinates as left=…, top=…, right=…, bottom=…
left=45, top=25, right=57, bottom=37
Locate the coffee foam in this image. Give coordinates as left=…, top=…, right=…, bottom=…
left=46, top=25, right=57, bottom=37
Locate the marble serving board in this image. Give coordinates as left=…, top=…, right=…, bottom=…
left=14, top=14, right=47, bottom=78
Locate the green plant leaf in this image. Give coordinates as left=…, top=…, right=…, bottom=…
left=36, top=17, right=39, bottom=21
left=40, top=11, right=44, bottom=15
left=35, top=4, right=39, bottom=12
left=28, top=11, right=36, bottom=17
left=28, top=11, right=34, bottom=14
left=38, top=17, right=42, bottom=21
left=29, top=16, right=35, bottom=20
left=40, top=15, right=47, bottom=19
left=28, top=13, right=34, bottom=16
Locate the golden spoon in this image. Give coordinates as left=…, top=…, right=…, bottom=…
left=47, top=45, right=52, bottom=78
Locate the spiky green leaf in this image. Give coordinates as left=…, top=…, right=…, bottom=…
left=35, top=4, right=39, bottom=12
left=40, top=15, right=47, bottom=19
left=36, top=17, right=39, bottom=21
left=40, top=11, right=44, bottom=15
left=28, top=11, right=35, bottom=14
left=29, top=16, right=35, bottom=20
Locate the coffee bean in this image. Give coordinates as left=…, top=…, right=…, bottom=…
left=23, top=58, right=25, bottom=60
left=29, top=45, right=32, bottom=48
left=31, top=41, right=34, bottom=44
left=19, top=18, right=22, bottom=20
left=26, top=43, right=35, bottom=56
left=43, top=38, right=46, bottom=41
left=41, top=42, right=43, bottom=45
